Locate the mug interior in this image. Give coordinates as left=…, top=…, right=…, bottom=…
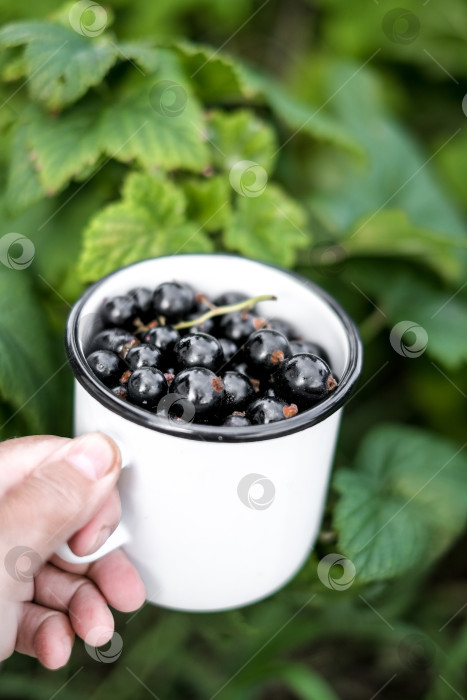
left=66, top=254, right=362, bottom=442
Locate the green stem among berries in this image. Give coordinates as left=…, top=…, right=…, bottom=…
left=133, top=294, right=277, bottom=333
left=173, top=294, right=277, bottom=330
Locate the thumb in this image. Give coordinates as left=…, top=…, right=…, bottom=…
left=0, top=433, right=121, bottom=579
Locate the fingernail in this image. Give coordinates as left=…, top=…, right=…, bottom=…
left=91, top=526, right=113, bottom=552
left=66, top=433, right=117, bottom=480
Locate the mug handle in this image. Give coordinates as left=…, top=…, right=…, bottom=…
left=55, top=437, right=132, bottom=565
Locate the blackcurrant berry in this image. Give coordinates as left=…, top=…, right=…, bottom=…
left=174, top=333, right=224, bottom=372
left=124, top=344, right=162, bottom=370
left=171, top=367, right=224, bottom=422
left=246, top=397, right=296, bottom=424
left=244, top=329, right=291, bottom=376
left=273, top=353, right=337, bottom=409
left=127, top=287, right=153, bottom=320
left=87, top=350, right=125, bottom=387
left=127, top=367, right=168, bottom=409
left=290, top=340, right=330, bottom=367
left=223, top=413, right=252, bottom=427
left=222, top=371, right=255, bottom=412
left=101, top=295, right=138, bottom=329
left=153, top=282, right=195, bottom=321
left=144, top=325, right=180, bottom=357
left=219, top=311, right=265, bottom=344
left=268, top=317, right=298, bottom=340
left=90, top=328, right=136, bottom=355
left=218, top=338, right=238, bottom=364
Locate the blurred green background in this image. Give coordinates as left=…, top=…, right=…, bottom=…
left=0, top=0, right=467, bottom=698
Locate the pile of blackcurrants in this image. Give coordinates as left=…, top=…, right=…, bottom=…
left=85, top=281, right=338, bottom=426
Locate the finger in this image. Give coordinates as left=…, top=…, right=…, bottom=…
left=48, top=554, right=89, bottom=577
left=0, top=600, right=20, bottom=662
left=89, top=548, right=146, bottom=613
left=67, top=488, right=122, bottom=556
left=15, top=601, right=74, bottom=670
left=33, top=564, right=114, bottom=642
left=0, top=433, right=121, bottom=583
left=0, top=436, right=71, bottom=496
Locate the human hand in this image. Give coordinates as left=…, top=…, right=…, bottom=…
left=0, top=433, right=146, bottom=669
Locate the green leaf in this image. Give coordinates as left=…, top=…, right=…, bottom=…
left=240, top=66, right=362, bottom=155
left=341, top=209, right=467, bottom=283
left=6, top=123, right=46, bottom=212
left=0, top=21, right=59, bottom=47
left=381, top=271, right=467, bottom=371
left=78, top=172, right=214, bottom=282
left=274, top=663, right=340, bottom=700
left=0, top=267, right=61, bottom=437
left=316, top=0, right=467, bottom=79
left=100, top=83, right=209, bottom=172
left=1, top=54, right=27, bottom=82
left=173, top=41, right=255, bottom=102
left=175, top=44, right=360, bottom=156
left=436, top=129, right=467, bottom=213
left=0, top=21, right=118, bottom=109
left=116, top=41, right=159, bottom=74
left=26, top=105, right=101, bottom=194
left=346, top=261, right=467, bottom=370
left=183, top=175, right=231, bottom=231
left=223, top=184, right=310, bottom=267
left=307, top=62, right=466, bottom=241
left=207, top=109, right=277, bottom=172
left=9, top=55, right=209, bottom=199
left=333, top=424, right=467, bottom=583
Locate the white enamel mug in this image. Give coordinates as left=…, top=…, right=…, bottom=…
left=61, top=254, right=362, bottom=612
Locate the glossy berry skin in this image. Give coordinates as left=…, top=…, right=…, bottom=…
left=124, top=344, right=162, bottom=370
left=244, top=329, right=291, bottom=376
left=101, top=295, right=138, bottom=329
left=268, top=317, right=298, bottom=340
left=273, top=353, right=336, bottom=409
left=153, top=282, right=194, bottom=321
left=128, top=287, right=153, bottom=320
left=222, top=371, right=255, bottom=412
left=246, top=397, right=288, bottom=424
left=219, top=311, right=263, bottom=344
left=290, top=340, right=330, bottom=367
left=128, top=367, right=168, bottom=409
left=223, top=413, right=252, bottom=427
left=174, top=333, right=224, bottom=372
left=91, top=328, right=136, bottom=355
left=144, top=326, right=180, bottom=357
left=171, top=367, right=224, bottom=422
left=219, top=337, right=238, bottom=364
left=86, top=350, right=125, bottom=387
left=213, top=291, right=248, bottom=307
